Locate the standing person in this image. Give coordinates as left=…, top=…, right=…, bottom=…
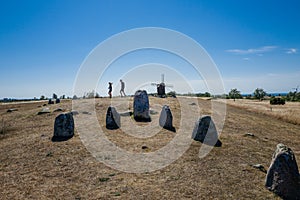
left=108, top=82, right=112, bottom=98
left=120, top=79, right=126, bottom=97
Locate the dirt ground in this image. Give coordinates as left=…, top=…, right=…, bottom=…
left=0, top=97, right=299, bottom=199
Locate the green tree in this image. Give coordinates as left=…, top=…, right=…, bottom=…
left=228, top=88, right=242, bottom=101
left=196, top=92, right=211, bottom=97
left=253, top=88, right=267, bottom=100
left=40, top=95, right=45, bottom=100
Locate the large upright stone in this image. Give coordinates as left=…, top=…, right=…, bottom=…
left=265, top=143, right=300, bottom=199
left=192, top=116, right=222, bottom=147
left=159, top=105, right=175, bottom=132
left=133, top=90, right=151, bottom=122
left=106, top=106, right=120, bottom=130
left=52, top=113, right=74, bottom=141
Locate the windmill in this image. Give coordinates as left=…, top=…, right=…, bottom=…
left=292, top=85, right=299, bottom=93
left=151, top=74, right=173, bottom=98
left=291, top=85, right=299, bottom=101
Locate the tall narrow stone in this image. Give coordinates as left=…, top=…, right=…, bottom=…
left=133, top=90, right=151, bottom=122
left=159, top=105, right=175, bottom=132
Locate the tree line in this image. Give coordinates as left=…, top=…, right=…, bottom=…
left=227, top=88, right=300, bottom=102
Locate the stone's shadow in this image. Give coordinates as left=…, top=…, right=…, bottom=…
left=163, top=126, right=176, bottom=132
left=193, top=136, right=222, bottom=147
left=51, top=135, right=74, bottom=142
left=134, top=117, right=151, bottom=122
left=213, top=139, right=222, bottom=147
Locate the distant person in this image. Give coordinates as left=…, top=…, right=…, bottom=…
left=108, top=82, right=112, bottom=98
left=120, top=79, right=126, bottom=97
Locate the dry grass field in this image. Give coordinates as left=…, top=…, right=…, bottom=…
left=222, top=99, right=300, bottom=125
left=0, top=97, right=299, bottom=199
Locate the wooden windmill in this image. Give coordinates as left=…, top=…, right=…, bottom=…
left=151, top=74, right=173, bottom=98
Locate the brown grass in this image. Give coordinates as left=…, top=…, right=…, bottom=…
left=0, top=97, right=299, bottom=199
left=221, top=99, right=300, bottom=125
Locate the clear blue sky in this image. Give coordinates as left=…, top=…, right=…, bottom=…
left=1, top=0, right=299, bottom=98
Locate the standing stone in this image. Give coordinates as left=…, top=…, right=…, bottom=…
left=192, top=116, right=222, bottom=147
left=55, top=98, right=60, bottom=104
left=265, top=143, right=300, bottom=199
left=133, top=90, right=151, bottom=122
left=106, top=106, right=120, bottom=130
left=159, top=105, right=175, bottom=132
left=52, top=113, right=74, bottom=141
left=48, top=99, right=54, bottom=104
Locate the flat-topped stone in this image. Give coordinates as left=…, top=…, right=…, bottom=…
left=52, top=113, right=74, bottom=141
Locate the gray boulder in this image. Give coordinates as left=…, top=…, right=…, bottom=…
left=7, top=108, right=18, bottom=113
left=106, top=106, right=120, bottom=130
left=119, top=111, right=133, bottom=116
left=149, top=109, right=158, bottom=115
left=133, top=90, right=151, bottom=122
left=192, top=116, right=222, bottom=147
left=159, top=105, right=175, bottom=132
left=82, top=111, right=92, bottom=115
left=38, top=108, right=51, bottom=115
left=53, top=108, right=64, bottom=112
left=70, top=110, right=79, bottom=115
left=52, top=113, right=74, bottom=141
left=265, top=143, right=300, bottom=199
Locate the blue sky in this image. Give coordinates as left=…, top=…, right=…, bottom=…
left=0, top=0, right=299, bottom=98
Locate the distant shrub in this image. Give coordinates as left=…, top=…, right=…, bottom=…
left=245, top=95, right=252, bottom=99
left=270, top=97, right=285, bottom=105
left=196, top=92, right=211, bottom=97
left=167, top=91, right=176, bottom=98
